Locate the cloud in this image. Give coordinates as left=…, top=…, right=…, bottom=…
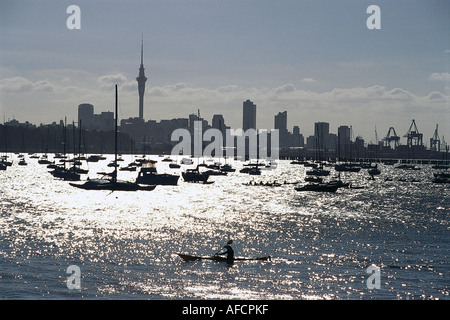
left=217, top=85, right=240, bottom=93
left=97, top=73, right=128, bottom=91
left=428, top=73, right=450, bottom=82
left=167, top=83, right=189, bottom=91
left=0, top=77, right=55, bottom=93
left=33, top=80, right=54, bottom=92
left=120, top=81, right=137, bottom=92
left=271, top=83, right=295, bottom=94
left=301, top=78, right=317, bottom=83
left=426, top=91, right=446, bottom=101
left=0, top=77, right=33, bottom=93
left=148, top=88, right=166, bottom=97
left=388, top=88, right=413, bottom=100
left=1, top=75, right=448, bottom=142
left=328, top=85, right=386, bottom=101
left=144, top=83, right=448, bottom=135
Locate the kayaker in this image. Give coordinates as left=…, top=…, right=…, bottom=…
left=215, top=240, right=234, bottom=263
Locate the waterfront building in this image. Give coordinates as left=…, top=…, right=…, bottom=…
left=242, top=99, right=256, bottom=131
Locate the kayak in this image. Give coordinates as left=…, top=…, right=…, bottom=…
left=177, top=253, right=271, bottom=262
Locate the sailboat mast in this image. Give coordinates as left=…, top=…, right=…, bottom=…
left=78, top=119, right=82, bottom=167
left=114, top=84, right=118, bottom=183
left=63, top=117, right=67, bottom=169
left=63, top=117, right=67, bottom=156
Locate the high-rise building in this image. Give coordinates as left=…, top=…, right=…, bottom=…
left=312, top=122, right=331, bottom=150
left=242, top=99, right=256, bottom=131
left=338, top=126, right=351, bottom=144
left=78, top=103, right=94, bottom=128
left=95, top=112, right=114, bottom=131
left=274, top=111, right=287, bottom=132
left=136, top=35, right=148, bottom=120
left=274, top=111, right=288, bottom=148
left=212, top=114, right=227, bottom=133
left=292, top=125, right=304, bottom=147
left=77, top=103, right=114, bottom=131
left=338, top=125, right=351, bottom=158
left=314, top=122, right=329, bottom=138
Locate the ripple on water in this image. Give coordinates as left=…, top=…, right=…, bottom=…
left=0, top=156, right=448, bottom=299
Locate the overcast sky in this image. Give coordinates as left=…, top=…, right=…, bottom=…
left=0, top=0, right=449, bottom=143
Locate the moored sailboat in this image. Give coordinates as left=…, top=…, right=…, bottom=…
left=70, top=85, right=156, bottom=191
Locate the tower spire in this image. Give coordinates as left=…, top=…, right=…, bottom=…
left=140, top=33, right=144, bottom=66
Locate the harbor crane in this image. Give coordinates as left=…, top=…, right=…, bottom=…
left=404, top=119, right=423, bottom=147
left=430, top=124, right=440, bottom=152
left=383, top=127, right=400, bottom=149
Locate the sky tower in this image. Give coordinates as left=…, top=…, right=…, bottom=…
left=136, top=35, right=147, bottom=120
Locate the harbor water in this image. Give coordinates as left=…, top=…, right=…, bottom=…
left=0, top=154, right=448, bottom=300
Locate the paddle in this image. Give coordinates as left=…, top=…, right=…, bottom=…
left=213, top=240, right=233, bottom=257
left=212, top=246, right=224, bottom=257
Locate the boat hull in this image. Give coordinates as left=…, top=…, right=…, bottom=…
left=335, top=165, right=361, bottom=172
left=295, top=183, right=339, bottom=192
left=182, top=171, right=210, bottom=183
left=50, top=169, right=81, bottom=181
left=177, top=253, right=271, bottom=262
left=70, top=179, right=156, bottom=191
left=136, top=174, right=179, bottom=185
left=305, top=170, right=330, bottom=176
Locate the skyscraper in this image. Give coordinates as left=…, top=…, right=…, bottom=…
left=136, top=35, right=148, bottom=120
left=338, top=125, right=351, bottom=158
left=314, top=122, right=329, bottom=150
left=212, top=114, right=226, bottom=133
left=78, top=103, right=94, bottom=128
left=242, top=99, right=256, bottom=131
left=338, top=126, right=351, bottom=145
left=274, top=111, right=288, bottom=148
left=274, top=111, right=287, bottom=132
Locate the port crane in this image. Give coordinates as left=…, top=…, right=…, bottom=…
left=383, top=127, right=400, bottom=149
left=430, top=124, right=440, bottom=152
left=404, top=119, right=423, bottom=147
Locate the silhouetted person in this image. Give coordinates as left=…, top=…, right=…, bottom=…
left=216, top=240, right=234, bottom=264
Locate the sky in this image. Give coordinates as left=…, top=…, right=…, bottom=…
left=0, top=0, right=449, bottom=145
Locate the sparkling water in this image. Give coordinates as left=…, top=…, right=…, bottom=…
left=0, top=154, right=448, bottom=300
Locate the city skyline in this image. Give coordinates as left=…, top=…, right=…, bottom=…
left=3, top=93, right=447, bottom=151
left=0, top=0, right=448, bottom=144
